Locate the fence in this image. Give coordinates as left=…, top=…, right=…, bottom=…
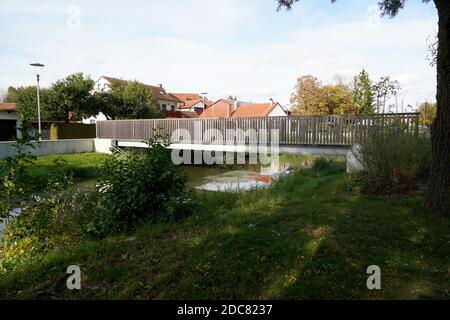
left=96, top=113, right=419, bottom=147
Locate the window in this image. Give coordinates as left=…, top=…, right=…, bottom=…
left=162, top=104, right=167, bottom=111
left=171, top=105, right=176, bottom=111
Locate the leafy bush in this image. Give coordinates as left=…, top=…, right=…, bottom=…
left=355, top=124, right=431, bottom=194
left=96, top=135, right=191, bottom=231
left=1, top=176, right=99, bottom=270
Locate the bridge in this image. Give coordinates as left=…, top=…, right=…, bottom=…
left=96, top=113, right=419, bottom=157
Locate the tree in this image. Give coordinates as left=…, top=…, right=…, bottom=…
left=107, top=80, right=164, bottom=119
left=373, top=76, right=401, bottom=113
left=323, top=81, right=356, bottom=115
left=290, top=75, right=356, bottom=115
left=5, top=86, right=54, bottom=120
left=417, top=101, right=437, bottom=128
left=48, top=72, right=96, bottom=123
left=277, top=0, right=450, bottom=214
left=351, top=69, right=375, bottom=114
left=290, top=75, right=327, bottom=115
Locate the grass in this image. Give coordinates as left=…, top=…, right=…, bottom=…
left=2, top=153, right=110, bottom=189
left=0, top=158, right=449, bottom=299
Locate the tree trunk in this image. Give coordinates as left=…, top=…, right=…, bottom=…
left=426, top=0, right=450, bottom=214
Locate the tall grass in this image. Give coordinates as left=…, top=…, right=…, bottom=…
left=356, top=124, right=431, bottom=194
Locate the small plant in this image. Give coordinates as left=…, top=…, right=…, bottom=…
left=96, top=132, right=191, bottom=232
left=355, top=123, right=431, bottom=194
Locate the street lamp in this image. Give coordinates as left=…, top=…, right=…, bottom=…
left=30, top=62, right=45, bottom=140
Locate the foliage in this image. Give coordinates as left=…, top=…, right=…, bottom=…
left=0, top=176, right=100, bottom=269
left=48, top=72, right=97, bottom=123
left=5, top=86, right=54, bottom=120
left=416, top=101, right=437, bottom=128
left=355, top=124, right=431, bottom=194
left=104, top=80, right=164, bottom=119
left=0, top=115, right=39, bottom=220
left=290, top=75, right=355, bottom=115
left=96, top=133, right=190, bottom=231
left=351, top=69, right=375, bottom=114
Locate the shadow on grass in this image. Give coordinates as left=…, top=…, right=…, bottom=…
left=1, top=160, right=449, bottom=299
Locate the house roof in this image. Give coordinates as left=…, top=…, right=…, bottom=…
left=100, top=76, right=181, bottom=103
left=231, top=102, right=280, bottom=118
left=200, top=99, right=234, bottom=118
left=171, top=93, right=202, bottom=101
left=0, top=103, right=17, bottom=112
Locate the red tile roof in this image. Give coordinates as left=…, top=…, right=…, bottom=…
left=231, top=103, right=279, bottom=118
left=171, top=93, right=202, bottom=101
left=200, top=99, right=234, bottom=118
left=0, top=103, right=17, bottom=111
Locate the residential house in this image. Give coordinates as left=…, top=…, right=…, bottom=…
left=0, top=103, right=21, bottom=141
left=200, top=99, right=288, bottom=118
left=171, top=93, right=213, bottom=118
left=83, top=76, right=182, bottom=123
left=200, top=99, right=235, bottom=118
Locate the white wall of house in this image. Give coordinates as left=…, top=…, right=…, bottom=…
left=268, top=104, right=288, bottom=117
left=93, top=77, right=112, bottom=92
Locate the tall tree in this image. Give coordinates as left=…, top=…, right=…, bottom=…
left=5, top=86, right=54, bottom=120
left=290, top=75, right=327, bottom=115
left=351, top=69, right=375, bottom=114
left=49, top=73, right=96, bottom=123
left=290, top=75, right=356, bottom=115
left=277, top=0, right=450, bottom=214
left=107, top=80, right=164, bottom=119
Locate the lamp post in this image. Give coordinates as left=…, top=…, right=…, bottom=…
left=30, top=63, right=45, bottom=140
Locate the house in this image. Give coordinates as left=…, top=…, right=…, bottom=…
left=231, top=100, right=288, bottom=118
left=0, top=103, right=21, bottom=141
left=171, top=93, right=213, bottom=117
left=200, top=99, right=235, bottom=118
left=200, top=99, right=288, bottom=118
left=83, top=76, right=182, bottom=123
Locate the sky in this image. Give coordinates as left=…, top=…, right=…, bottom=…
left=0, top=0, right=438, bottom=109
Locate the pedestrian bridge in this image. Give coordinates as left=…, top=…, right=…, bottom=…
left=96, top=113, right=419, bottom=157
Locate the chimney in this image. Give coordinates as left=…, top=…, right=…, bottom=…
left=269, top=98, right=274, bottom=106
left=158, top=84, right=163, bottom=89
left=234, top=99, right=239, bottom=111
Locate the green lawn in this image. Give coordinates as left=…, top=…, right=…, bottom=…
left=0, top=159, right=449, bottom=299
left=2, top=153, right=110, bottom=189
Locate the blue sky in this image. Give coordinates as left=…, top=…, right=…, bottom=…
left=0, top=0, right=438, bottom=108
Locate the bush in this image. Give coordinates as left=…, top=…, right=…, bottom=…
left=355, top=124, right=431, bottom=194
left=96, top=135, right=191, bottom=231
left=0, top=176, right=99, bottom=270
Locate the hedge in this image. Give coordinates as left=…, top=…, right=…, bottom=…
left=50, top=123, right=96, bottom=140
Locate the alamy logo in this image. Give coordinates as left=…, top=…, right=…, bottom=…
left=66, top=265, right=81, bottom=290
left=366, top=265, right=381, bottom=290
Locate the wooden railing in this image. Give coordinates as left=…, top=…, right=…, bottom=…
left=96, top=113, right=419, bottom=147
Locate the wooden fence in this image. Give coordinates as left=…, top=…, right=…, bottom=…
left=96, top=113, right=419, bottom=147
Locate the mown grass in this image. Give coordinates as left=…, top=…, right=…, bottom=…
left=0, top=159, right=449, bottom=299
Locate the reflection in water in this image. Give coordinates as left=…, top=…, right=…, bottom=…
left=192, top=155, right=316, bottom=193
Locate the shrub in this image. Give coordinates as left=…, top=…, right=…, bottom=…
left=355, top=124, right=431, bottom=194
left=0, top=176, right=99, bottom=270
left=96, top=135, right=191, bottom=231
